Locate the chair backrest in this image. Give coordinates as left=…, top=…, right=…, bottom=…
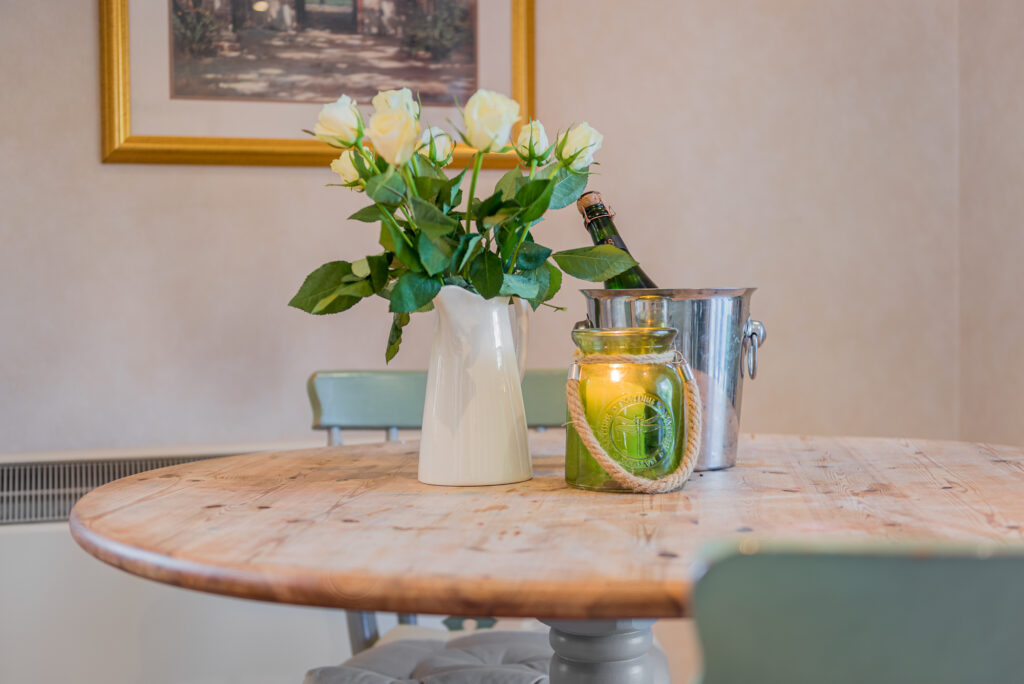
left=308, top=369, right=567, bottom=435
left=693, top=541, right=1024, bottom=684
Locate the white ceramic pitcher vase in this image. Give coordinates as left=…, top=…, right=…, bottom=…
left=418, top=285, right=532, bottom=486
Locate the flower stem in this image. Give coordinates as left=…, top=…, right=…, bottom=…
left=505, top=226, right=530, bottom=274
left=398, top=204, right=416, bottom=230
left=401, top=165, right=419, bottom=199
left=356, top=144, right=377, bottom=171
left=377, top=202, right=414, bottom=248
left=465, top=151, right=484, bottom=234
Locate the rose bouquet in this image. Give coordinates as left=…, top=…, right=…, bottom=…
left=289, top=87, right=638, bottom=360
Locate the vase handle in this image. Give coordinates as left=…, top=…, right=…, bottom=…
left=510, top=298, right=530, bottom=381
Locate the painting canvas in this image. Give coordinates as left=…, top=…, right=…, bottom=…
left=169, top=0, right=478, bottom=105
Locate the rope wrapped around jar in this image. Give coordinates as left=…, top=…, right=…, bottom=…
left=566, top=350, right=702, bottom=494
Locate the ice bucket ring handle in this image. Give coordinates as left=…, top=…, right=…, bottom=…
left=742, top=318, right=767, bottom=380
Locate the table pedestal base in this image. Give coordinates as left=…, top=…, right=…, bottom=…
left=541, top=619, right=670, bottom=684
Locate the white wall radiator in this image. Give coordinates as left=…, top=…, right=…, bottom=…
left=0, top=456, right=214, bottom=524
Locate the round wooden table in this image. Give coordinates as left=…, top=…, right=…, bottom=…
left=70, top=432, right=1024, bottom=683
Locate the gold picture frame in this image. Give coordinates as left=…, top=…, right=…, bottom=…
left=100, top=0, right=534, bottom=168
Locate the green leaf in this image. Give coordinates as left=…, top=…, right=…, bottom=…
left=351, top=257, right=370, bottom=278
left=548, top=167, right=589, bottom=210
left=389, top=271, right=442, bottom=313
left=366, top=172, right=406, bottom=205
left=496, top=168, right=523, bottom=200
left=385, top=312, right=411, bottom=363
left=414, top=157, right=448, bottom=181
left=521, top=261, right=562, bottom=310
left=367, top=253, right=391, bottom=293
left=376, top=275, right=399, bottom=300
left=483, top=207, right=520, bottom=230
left=524, top=264, right=550, bottom=310
left=350, top=150, right=373, bottom=179
left=498, top=225, right=520, bottom=267
left=420, top=223, right=457, bottom=243
left=469, top=250, right=503, bottom=298
left=289, top=261, right=364, bottom=315
left=517, top=178, right=556, bottom=223
left=417, top=231, right=454, bottom=276
left=349, top=205, right=383, bottom=223
left=378, top=223, right=396, bottom=253
left=514, top=179, right=549, bottom=207
left=551, top=245, right=639, bottom=282
left=540, top=261, right=562, bottom=301
left=451, top=233, right=483, bottom=273
left=411, top=195, right=459, bottom=228
left=515, top=241, right=552, bottom=271
left=336, top=278, right=373, bottom=296
left=447, top=166, right=468, bottom=190
left=309, top=294, right=362, bottom=315
left=410, top=195, right=459, bottom=241
left=472, top=192, right=504, bottom=229
left=449, top=189, right=464, bottom=210
left=312, top=278, right=373, bottom=313
left=381, top=219, right=423, bottom=272
left=414, top=176, right=444, bottom=204
left=443, top=167, right=468, bottom=209
left=499, top=272, right=541, bottom=300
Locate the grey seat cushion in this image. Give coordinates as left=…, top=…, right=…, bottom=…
left=304, top=631, right=552, bottom=684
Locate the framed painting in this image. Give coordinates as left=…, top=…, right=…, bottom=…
left=100, top=0, right=534, bottom=167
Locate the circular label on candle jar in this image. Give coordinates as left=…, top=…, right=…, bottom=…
left=598, top=394, right=675, bottom=471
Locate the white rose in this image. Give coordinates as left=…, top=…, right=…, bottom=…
left=330, top=150, right=360, bottom=185
left=367, top=108, right=421, bottom=166
left=515, top=120, right=549, bottom=161
left=558, top=122, right=604, bottom=170
left=314, top=95, right=362, bottom=146
left=419, top=126, right=454, bottom=163
left=463, top=89, right=520, bottom=152
left=372, top=88, right=420, bottom=118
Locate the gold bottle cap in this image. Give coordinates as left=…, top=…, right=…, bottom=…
left=576, top=190, right=604, bottom=214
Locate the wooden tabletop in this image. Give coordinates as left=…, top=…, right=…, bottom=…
left=70, top=432, right=1024, bottom=620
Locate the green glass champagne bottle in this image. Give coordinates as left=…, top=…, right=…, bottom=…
left=576, top=191, right=659, bottom=289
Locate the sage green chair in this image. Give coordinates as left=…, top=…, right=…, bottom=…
left=307, top=369, right=568, bottom=655
left=309, top=369, right=568, bottom=443
left=693, top=541, right=1024, bottom=684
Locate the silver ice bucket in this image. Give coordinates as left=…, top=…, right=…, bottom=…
left=581, top=288, right=765, bottom=470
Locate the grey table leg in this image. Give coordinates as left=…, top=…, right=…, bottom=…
left=541, top=619, right=670, bottom=684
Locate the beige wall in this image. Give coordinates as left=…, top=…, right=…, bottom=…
left=960, top=1, right=1024, bottom=445
left=0, top=1, right=977, bottom=454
